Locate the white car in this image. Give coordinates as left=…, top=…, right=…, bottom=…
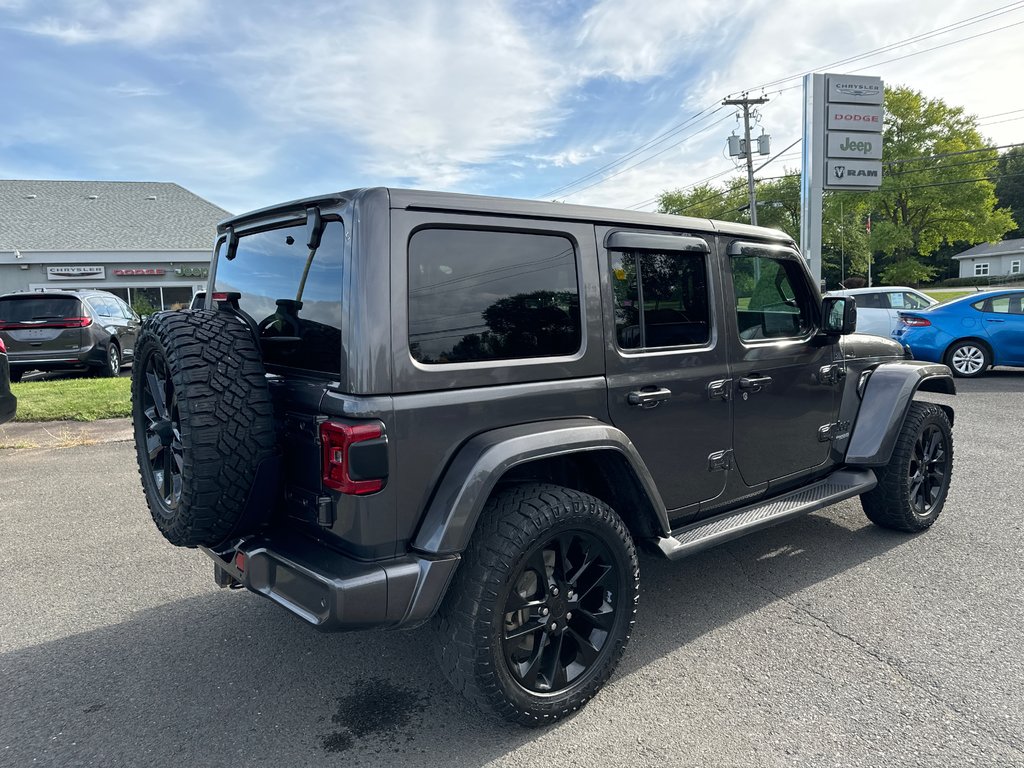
left=826, top=287, right=937, bottom=337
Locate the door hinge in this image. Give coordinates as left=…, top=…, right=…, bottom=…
left=818, top=420, right=852, bottom=442
left=707, top=379, right=732, bottom=401
left=708, top=449, right=733, bottom=472
left=818, top=363, right=847, bottom=385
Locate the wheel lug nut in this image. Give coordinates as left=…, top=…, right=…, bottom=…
left=550, top=622, right=558, bottom=631
left=566, top=612, right=573, bottom=620
left=541, top=607, right=549, bottom=616
left=551, top=587, right=559, bottom=597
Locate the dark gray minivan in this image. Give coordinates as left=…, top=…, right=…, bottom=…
left=0, top=289, right=141, bottom=381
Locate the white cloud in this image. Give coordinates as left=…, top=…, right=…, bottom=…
left=574, top=0, right=728, bottom=81
left=22, top=0, right=207, bottom=45
left=214, top=1, right=569, bottom=188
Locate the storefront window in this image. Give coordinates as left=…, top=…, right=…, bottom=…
left=162, top=286, right=194, bottom=310
left=132, top=287, right=162, bottom=316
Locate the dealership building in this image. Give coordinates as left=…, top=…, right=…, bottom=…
left=0, top=179, right=229, bottom=311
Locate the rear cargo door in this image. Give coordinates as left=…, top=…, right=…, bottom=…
left=0, top=295, right=86, bottom=358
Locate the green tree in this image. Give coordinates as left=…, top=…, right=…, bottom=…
left=995, top=146, right=1024, bottom=239
left=657, top=179, right=748, bottom=221
left=864, top=86, right=1015, bottom=279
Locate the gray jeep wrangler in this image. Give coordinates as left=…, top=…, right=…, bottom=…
left=132, top=188, right=955, bottom=725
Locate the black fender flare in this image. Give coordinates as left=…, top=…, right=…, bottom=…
left=845, top=362, right=955, bottom=466
left=411, top=418, right=669, bottom=556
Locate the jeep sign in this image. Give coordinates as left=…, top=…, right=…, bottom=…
left=827, top=132, right=882, bottom=160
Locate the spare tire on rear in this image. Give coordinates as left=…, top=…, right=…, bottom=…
left=131, top=309, right=279, bottom=547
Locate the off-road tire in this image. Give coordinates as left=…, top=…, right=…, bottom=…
left=861, top=402, right=953, bottom=531
left=945, top=339, right=990, bottom=378
left=432, top=483, right=639, bottom=726
left=131, top=309, right=277, bottom=547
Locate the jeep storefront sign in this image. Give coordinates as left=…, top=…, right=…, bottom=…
left=827, top=132, right=882, bottom=160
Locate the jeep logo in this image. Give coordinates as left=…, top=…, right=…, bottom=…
left=839, top=137, right=873, bottom=154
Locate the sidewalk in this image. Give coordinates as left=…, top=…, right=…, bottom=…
left=0, top=417, right=133, bottom=449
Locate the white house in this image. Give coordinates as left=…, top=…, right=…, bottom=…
left=0, top=180, right=229, bottom=310
left=953, top=238, right=1024, bottom=279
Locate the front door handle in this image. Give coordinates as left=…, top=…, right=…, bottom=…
left=627, top=387, right=672, bottom=408
left=738, top=375, right=772, bottom=391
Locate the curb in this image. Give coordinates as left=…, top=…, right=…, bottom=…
left=0, top=417, right=133, bottom=449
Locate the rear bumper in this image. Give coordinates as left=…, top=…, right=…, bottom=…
left=203, top=529, right=460, bottom=631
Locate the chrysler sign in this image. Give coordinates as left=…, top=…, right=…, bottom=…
left=47, top=266, right=105, bottom=280
left=826, top=74, right=884, bottom=105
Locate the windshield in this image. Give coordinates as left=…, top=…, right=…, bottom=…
left=0, top=295, right=82, bottom=322
left=213, top=220, right=345, bottom=374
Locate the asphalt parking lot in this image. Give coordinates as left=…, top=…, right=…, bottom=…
left=1, top=373, right=1022, bottom=767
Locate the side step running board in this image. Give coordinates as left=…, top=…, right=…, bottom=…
left=655, top=468, right=877, bottom=560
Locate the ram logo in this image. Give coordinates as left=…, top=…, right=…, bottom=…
left=833, top=165, right=846, bottom=179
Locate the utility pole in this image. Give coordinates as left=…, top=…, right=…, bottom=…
left=723, top=94, right=769, bottom=226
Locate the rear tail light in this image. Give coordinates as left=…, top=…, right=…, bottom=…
left=0, top=337, right=5, bottom=353
left=0, top=316, right=92, bottom=330
left=901, top=316, right=931, bottom=327
left=319, top=421, right=389, bottom=495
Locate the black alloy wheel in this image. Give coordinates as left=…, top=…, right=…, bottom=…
left=502, top=530, right=620, bottom=695
left=433, top=484, right=638, bottom=725
left=907, top=422, right=949, bottom=518
left=861, top=402, right=953, bottom=532
left=139, top=348, right=183, bottom=514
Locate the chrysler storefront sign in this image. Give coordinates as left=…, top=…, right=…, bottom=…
left=47, top=266, right=105, bottom=280
left=826, top=74, right=884, bottom=105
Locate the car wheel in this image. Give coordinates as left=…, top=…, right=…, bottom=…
left=433, top=483, right=639, bottom=726
left=945, top=339, right=990, bottom=378
left=131, top=309, right=278, bottom=547
left=861, top=402, right=953, bottom=532
left=101, top=343, right=121, bottom=377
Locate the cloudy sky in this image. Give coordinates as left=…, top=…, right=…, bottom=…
left=1, top=0, right=1022, bottom=215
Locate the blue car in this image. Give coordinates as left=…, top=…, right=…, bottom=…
left=893, top=289, right=1024, bottom=377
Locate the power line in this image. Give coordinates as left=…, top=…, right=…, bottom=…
left=553, top=112, right=735, bottom=200
left=538, top=104, right=724, bottom=198
left=735, top=1, right=1024, bottom=94
left=538, top=4, right=1024, bottom=205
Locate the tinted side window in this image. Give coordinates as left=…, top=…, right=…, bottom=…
left=975, top=295, right=1024, bottom=314
left=88, top=298, right=111, bottom=317
left=408, top=228, right=581, bottom=364
left=731, top=256, right=813, bottom=340
left=856, top=292, right=884, bottom=309
left=611, top=250, right=710, bottom=349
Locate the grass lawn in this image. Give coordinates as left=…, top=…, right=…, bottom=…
left=11, top=376, right=131, bottom=422
left=923, top=289, right=977, bottom=303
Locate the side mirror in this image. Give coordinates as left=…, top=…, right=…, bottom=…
left=822, top=296, right=857, bottom=335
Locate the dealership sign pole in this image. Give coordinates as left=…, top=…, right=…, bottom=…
left=801, top=73, right=883, bottom=287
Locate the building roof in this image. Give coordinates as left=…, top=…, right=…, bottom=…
left=952, top=238, right=1024, bottom=260
left=0, top=180, right=231, bottom=251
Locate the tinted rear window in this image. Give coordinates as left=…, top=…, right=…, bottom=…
left=0, top=296, right=82, bottom=322
left=408, top=228, right=581, bottom=364
left=213, top=221, right=344, bottom=374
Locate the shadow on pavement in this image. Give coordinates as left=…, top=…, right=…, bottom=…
left=0, top=503, right=910, bottom=767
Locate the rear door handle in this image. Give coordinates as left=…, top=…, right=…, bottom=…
left=986, top=318, right=1005, bottom=323
left=627, top=387, right=672, bottom=408
left=738, top=375, right=772, bottom=391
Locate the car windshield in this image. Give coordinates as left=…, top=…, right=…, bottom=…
left=213, top=220, right=344, bottom=374
left=0, top=296, right=82, bottom=322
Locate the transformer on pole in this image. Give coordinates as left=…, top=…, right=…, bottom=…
left=724, top=94, right=769, bottom=226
